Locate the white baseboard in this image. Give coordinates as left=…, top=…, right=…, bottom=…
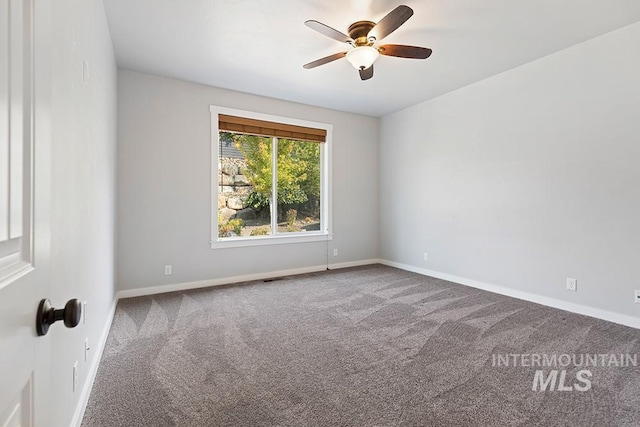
left=118, top=260, right=383, bottom=300
left=71, top=295, right=118, bottom=427
left=118, top=259, right=382, bottom=300
left=379, top=259, right=640, bottom=330
left=327, top=258, right=381, bottom=270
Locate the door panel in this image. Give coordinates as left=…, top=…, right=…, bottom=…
left=0, top=378, right=32, bottom=427
left=0, top=0, right=8, bottom=243
left=0, top=0, right=50, bottom=425
left=0, top=0, right=29, bottom=280
left=7, top=0, right=23, bottom=240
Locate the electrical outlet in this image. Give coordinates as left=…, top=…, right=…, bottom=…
left=333, top=249, right=338, bottom=257
left=164, top=265, right=172, bottom=275
left=72, top=361, right=78, bottom=392
left=423, top=252, right=429, bottom=262
left=635, top=290, right=640, bottom=304
left=566, top=277, right=577, bottom=292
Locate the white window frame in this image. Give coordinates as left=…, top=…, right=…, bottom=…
left=210, top=106, right=332, bottom=249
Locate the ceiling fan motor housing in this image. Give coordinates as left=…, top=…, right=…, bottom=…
left=348, top=21, right=376, bottom=46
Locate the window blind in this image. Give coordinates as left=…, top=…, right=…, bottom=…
left=219, top=114, right=326, bottom=143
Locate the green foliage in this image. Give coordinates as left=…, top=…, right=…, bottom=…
left=233, top=135, right=273, bottom=199
left=231, top=134, right=320, bottom=212
left=249, top=226, right=270, bottom=236
left=219, top=131, right=235, bottom=144
left=218, top=216, right=244, bottom=236
left=276, top=139, right=321, bottom=206
left=246, top=191, right=269, bottom=211
left=229, top=218, right=244, bottom=235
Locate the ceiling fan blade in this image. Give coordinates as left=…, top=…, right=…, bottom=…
left=368, top=5, right=413, bottom=41
left=378, top=44, right=432, bottom=59
left=303, top=52, right=347, bottom=69
left=305, top=20, right=354, bottom=44
left=359, top=65, right=373, bottom=81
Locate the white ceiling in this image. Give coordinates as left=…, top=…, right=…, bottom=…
left=103, top=0, right=640, bottom=117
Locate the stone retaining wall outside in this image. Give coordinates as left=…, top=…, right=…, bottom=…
left=218, top=157, right=253, bottom=221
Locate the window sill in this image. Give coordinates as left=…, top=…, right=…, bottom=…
left=210, top=232, right=332, bottom=249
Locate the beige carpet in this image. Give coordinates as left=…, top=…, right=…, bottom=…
left=83, top=265, right=640, bottom=426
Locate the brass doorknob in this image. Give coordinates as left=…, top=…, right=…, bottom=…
left=36, top=298, right=82, bottom=336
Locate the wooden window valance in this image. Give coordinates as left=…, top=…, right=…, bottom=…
left=219, top=114, right=326, bottom=143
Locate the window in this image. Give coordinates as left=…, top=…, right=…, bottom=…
left=210, top=107, right=332, bottom=248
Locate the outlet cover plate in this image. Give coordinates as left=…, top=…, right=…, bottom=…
left=566, top=278, right=577, bottom=291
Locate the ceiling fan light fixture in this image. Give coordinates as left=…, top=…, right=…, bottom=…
left=303, top=5, right=431, bottom=79
left=346, top=46, right=379, bottom=70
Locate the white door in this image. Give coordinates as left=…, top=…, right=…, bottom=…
left=0, top=0, right=51, bottom=426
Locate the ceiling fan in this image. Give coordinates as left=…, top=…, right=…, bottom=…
left=303, top=5, right=432, bottom=81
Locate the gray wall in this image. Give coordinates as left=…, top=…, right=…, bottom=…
left=117, top=70, right=379, bottom=291
left=380, top=23, right=640, bottom=319
left=50, top=0, right=118, bottom=425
